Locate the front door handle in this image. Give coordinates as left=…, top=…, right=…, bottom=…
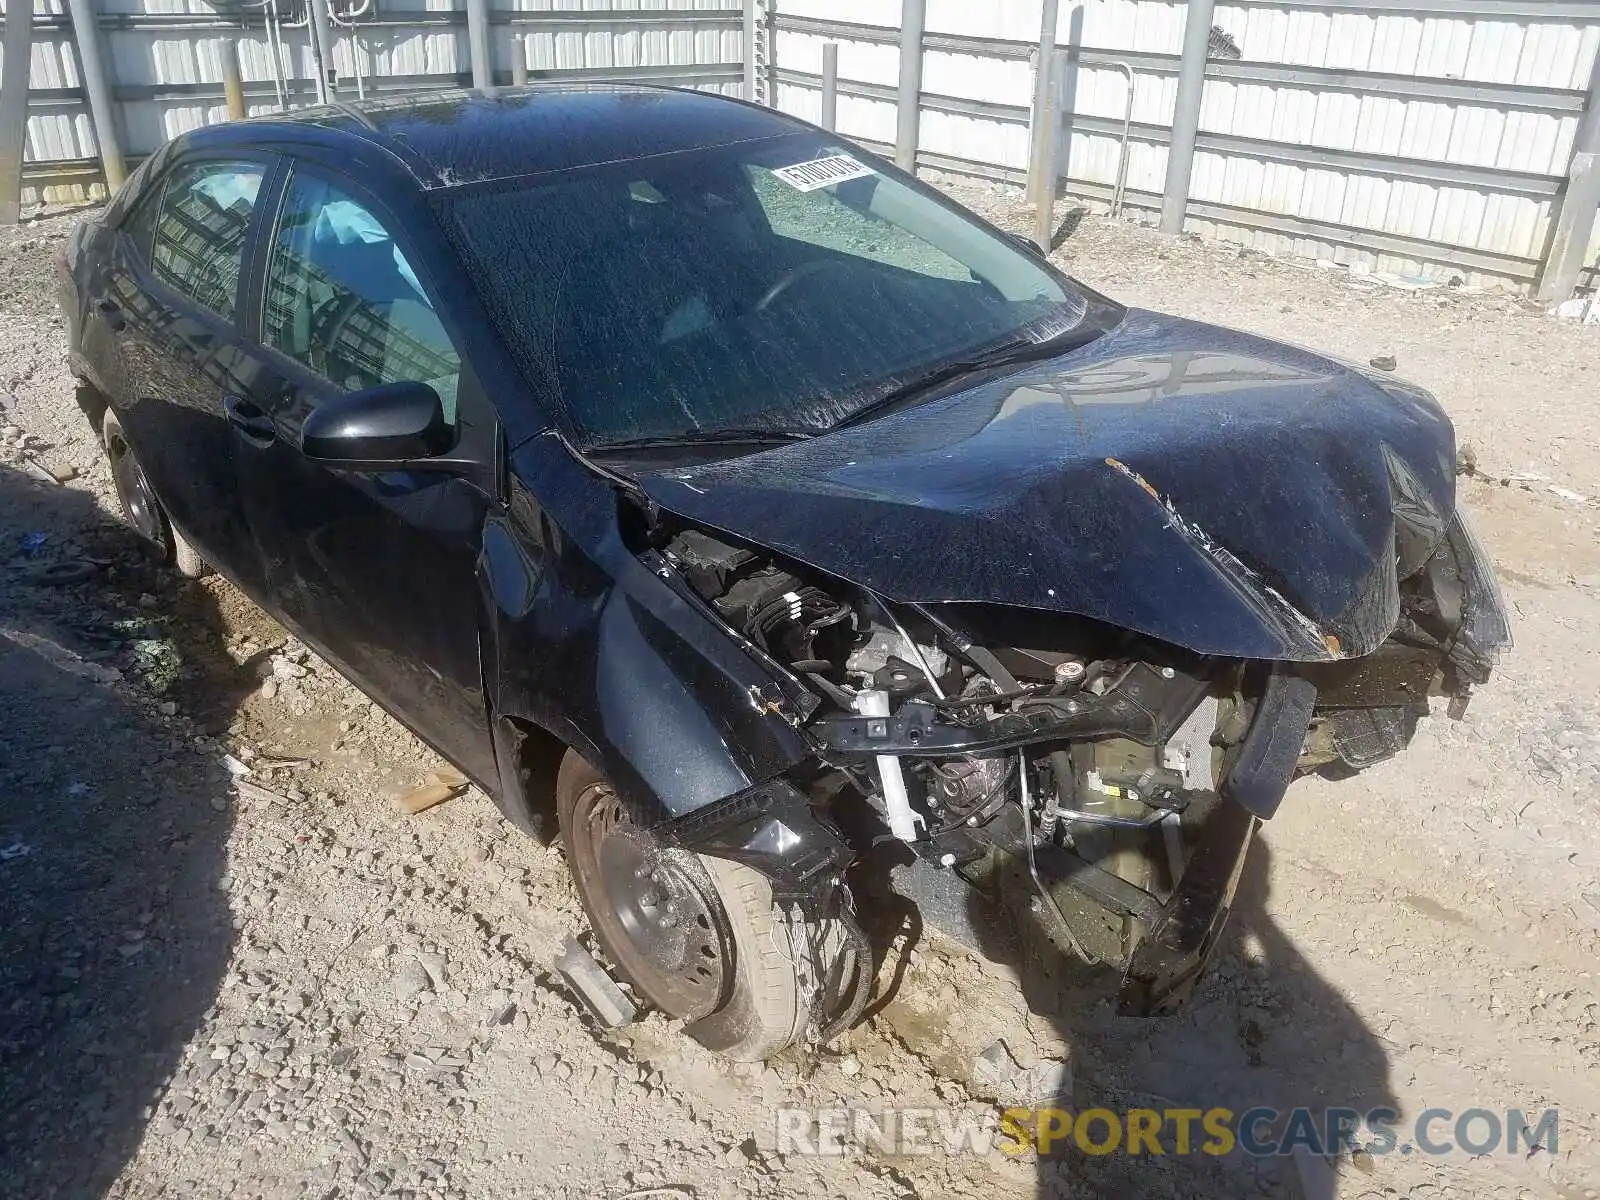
left=223, top=394, right=277, bottom=447
left=94, top=297, right=126, bottom=331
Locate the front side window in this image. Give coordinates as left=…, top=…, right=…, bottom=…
left=444, top=134, right=1104, bottom=447
left=151, top=159, right=263, bottom=321
left=263, top=169, right=461, bottom=423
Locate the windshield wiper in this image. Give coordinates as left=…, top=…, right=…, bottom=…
left=833, top=325, right=1100, bottom=431
left=593, top=428, right=811, bottom=452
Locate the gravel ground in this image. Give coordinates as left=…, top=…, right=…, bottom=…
left=2, top=188, right=1599, bottom=1200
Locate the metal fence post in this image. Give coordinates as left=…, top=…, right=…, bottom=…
left=1026, top=0, right=1059, bottom=211
left=466, top=0, right=492, bottom=90
left=820, top=42, right=838, bottom=132
left=1536, top=56, right=1600, bottom=301
left=510, top=36, right=527, bottom=86
left=64, top=0, right=125, bottom=192
left=0, top=0, right=35, bottom=224
left=895, top=0, right=924, bottom=172
left=743, top=0, right=758, bottom=102
left=220, top=37, right=246, bottom=120
left=1034, top=49, right=1062, bottom=253
left=308, top=0, right=337, bottom=102
left=1160, top=0, right=1215, bottom=235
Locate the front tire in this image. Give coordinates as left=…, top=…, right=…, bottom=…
left=101, top=409, right=208, bottom=579
left=556, top=753, right=806, bottom=1061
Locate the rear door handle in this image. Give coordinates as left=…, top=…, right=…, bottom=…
left=94, top=297, right=125, bottom=331
left=223, top=394, right=277, bottom=447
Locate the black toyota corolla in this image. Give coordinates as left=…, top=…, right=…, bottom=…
left=58, top=85, right=1509, bottom=1060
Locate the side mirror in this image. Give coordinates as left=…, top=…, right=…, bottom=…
left=302, top=381, right=450, bottom=463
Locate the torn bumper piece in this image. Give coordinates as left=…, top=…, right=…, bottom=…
left=656, top=777, right=853, bottom=904
left=1221, top=671, right=1318, bottom=819
left=1118, top=798, right=1256, bottom=1016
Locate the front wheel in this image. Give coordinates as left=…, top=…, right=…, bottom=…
left=556, top=753, right=807, bottom=1061
left=101, top=409, right=207, bottom=578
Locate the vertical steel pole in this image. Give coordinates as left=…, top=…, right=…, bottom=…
left=894, top=0, right=924, bottom=172
left=1034, top=49, right=1061, bottom=254
left=466, top=0, right=492, bottom=90
left=1160, top=0, right=1215, bottom=234
left=220, top=37, right=246, bottom=120
left=820, top=41, right=838, bottom=132
left=1536, top=54, right=1600, bottom=301
left=1026, top=0, right=1059, bottom=211
left=510, top=33, right=527, bottom=86
left=742, top=0, right=758, bottom=102
left=0, top=0, right=34, bottom=224
left=308, top=0, right=337, bottom=103
left=64, top=0, right=124, bottom=192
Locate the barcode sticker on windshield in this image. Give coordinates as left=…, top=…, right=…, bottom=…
left=772, top=155, right=876, bottom=192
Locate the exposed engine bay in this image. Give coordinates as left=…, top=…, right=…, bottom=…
left=650, top=512, right=1510, bottom=1023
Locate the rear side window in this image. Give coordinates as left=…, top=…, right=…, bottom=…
left=150, top=159, right=264, bottom=322
left=262, top=169, right=461, bottom=423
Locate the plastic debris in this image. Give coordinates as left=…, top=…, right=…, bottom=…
left=1368, top=354, right=1398, bottom=372
left=1550, top=295, right=1600, bottom=324
left=20, top=532, right=47, bottom=555
left=554, top=935, right=638, bottom=1029
left=973, top=1038, right=1073, bottom=1105
left=222, top=754, right=253, bottom=778
left=974, top=1038, right=1023, bottom=1090
left=0, top=840, right=33, bottom=861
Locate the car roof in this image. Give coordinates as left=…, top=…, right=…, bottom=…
left=206, top=84, right=812, bottom=190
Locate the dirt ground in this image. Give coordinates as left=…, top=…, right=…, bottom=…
left=2, top=185, right=1598, bottom=1200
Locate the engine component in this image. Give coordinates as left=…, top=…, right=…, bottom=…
left=846, top=626, right=949, bottom=688
left=927, top=756, right=1010, bottom=825
left=665, top=530, right=854, bottom=668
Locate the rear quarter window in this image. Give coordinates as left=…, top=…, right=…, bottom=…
left=121, top=182, right=163, bottom=263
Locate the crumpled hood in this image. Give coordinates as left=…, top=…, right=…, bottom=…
left=626, top=309, right=1458, bottom=661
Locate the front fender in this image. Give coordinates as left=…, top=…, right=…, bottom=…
left=483, top=439, right=815, bottom=827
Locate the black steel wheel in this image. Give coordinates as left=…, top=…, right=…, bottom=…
left=556, top=753, right=808, bottom=1061
left=568, top=775, right=728, bottom=1019
left=101, top=410, right=207, bottom=578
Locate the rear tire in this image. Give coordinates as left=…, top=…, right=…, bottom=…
left=556, top=753, right=806, bottom=1061
left=101, top=409, right=209, bottom=579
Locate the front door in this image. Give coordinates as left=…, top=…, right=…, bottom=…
left=230, top=163, right=498, bottom=782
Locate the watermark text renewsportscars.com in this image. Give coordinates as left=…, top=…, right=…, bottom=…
left=775, top=1105, right=1560, bottom=1159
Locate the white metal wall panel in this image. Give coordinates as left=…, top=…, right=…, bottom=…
left=779, top=0, right=901, bottom=30
left=925, top=0, right=1038, bottom=42
left=8, top=0, right=745, bottom=204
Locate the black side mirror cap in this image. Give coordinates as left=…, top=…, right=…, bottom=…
left=302, top=381, right=451, bottom=463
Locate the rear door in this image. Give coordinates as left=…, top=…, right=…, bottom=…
left=106, top=154, right=277, bottom=596
left=228, top=159, right=499, bottom=782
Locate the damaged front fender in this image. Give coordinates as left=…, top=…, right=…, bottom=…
left=484, top=437, right=817, bottom=825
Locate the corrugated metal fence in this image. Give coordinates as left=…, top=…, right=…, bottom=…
left=0, top=0, right=747, bottom=204
left=3, top=0, right=1600, bottom=297
left=769, top=0, right=1600, bottom=293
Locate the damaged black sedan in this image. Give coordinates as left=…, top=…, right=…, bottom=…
left=58, top=85, right=1510, bottom=1061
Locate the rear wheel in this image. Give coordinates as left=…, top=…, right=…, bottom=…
left=556, top=753, right=807, bottom=1061
left=101, top=410, right=207, bottom=578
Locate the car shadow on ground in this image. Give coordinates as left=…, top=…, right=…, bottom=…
left=955, top=834, right=1397, bottom=1198
left=0, top=462, right=252, bottom=1194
